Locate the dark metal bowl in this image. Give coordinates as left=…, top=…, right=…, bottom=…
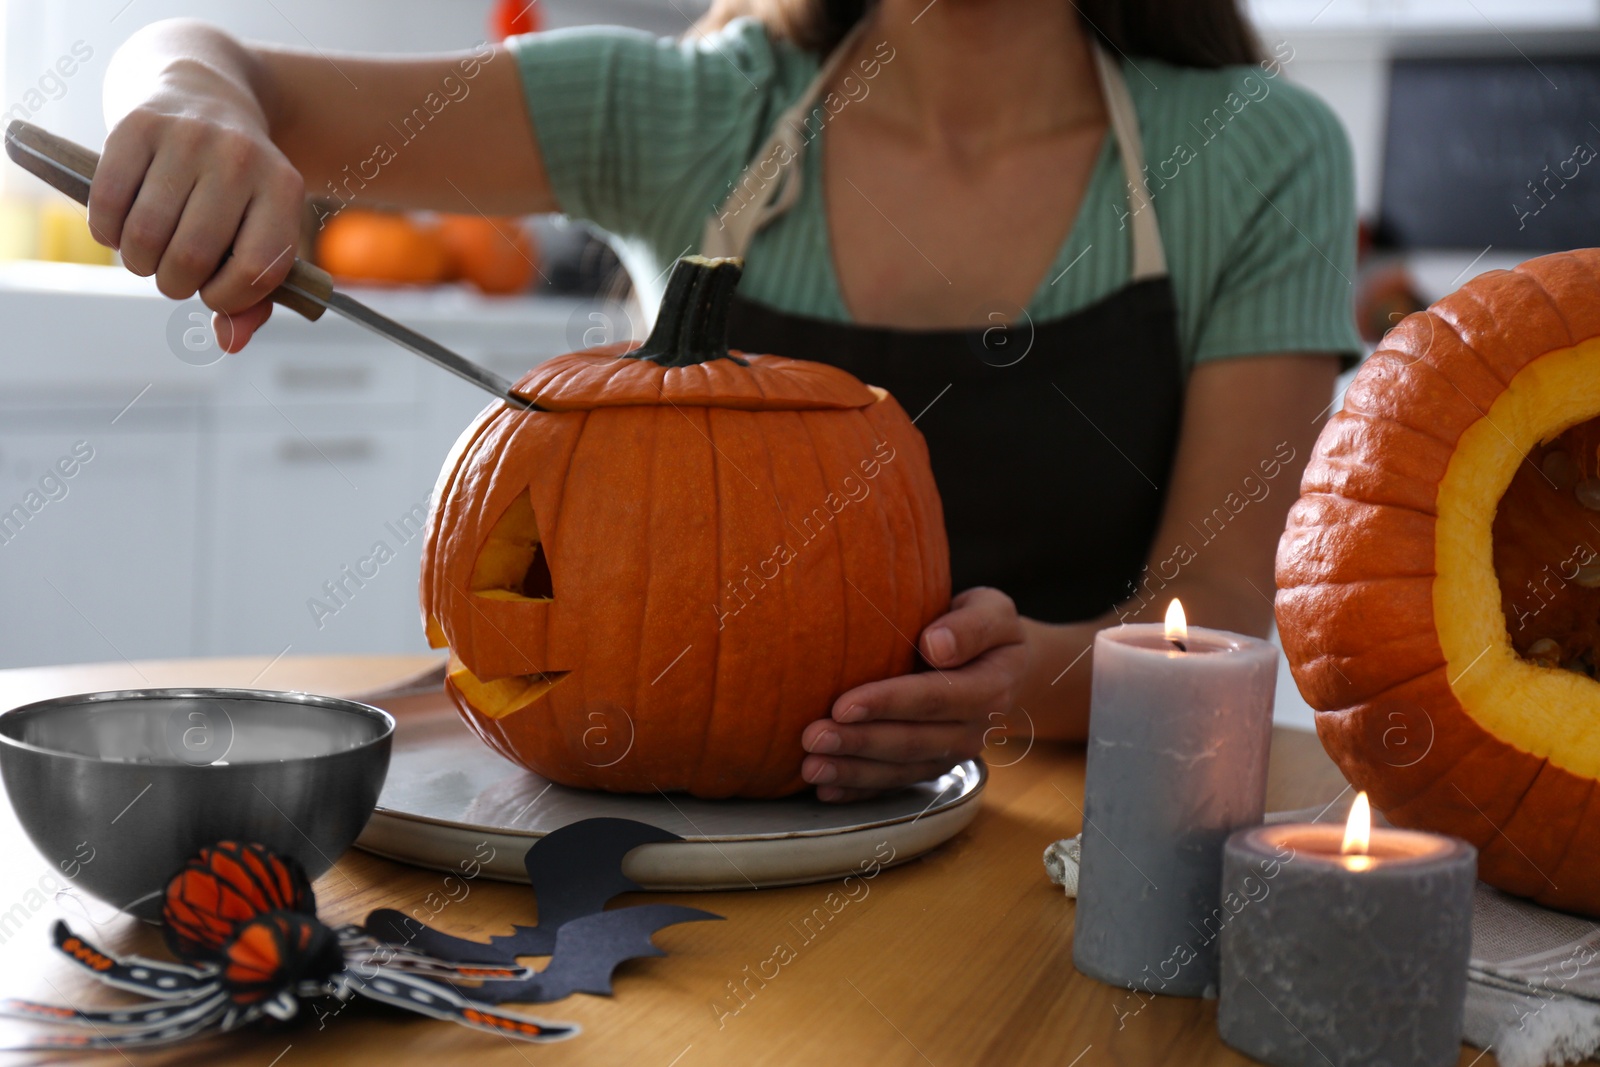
left=0, top=688, right=393, bottom=920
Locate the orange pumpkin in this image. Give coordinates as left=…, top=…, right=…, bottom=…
left=1276, top=248, right=1600, bottom=914
left=419, top=256, right=950, bottom=797
left=316, top=210, right=450, bottom=286
left=437, top=215, right=537, bottom=295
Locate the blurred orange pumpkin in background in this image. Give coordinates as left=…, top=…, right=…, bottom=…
left=491, top=0, right=542, bottom=40
left=316, top=209, right=450, bottom=286
left=437, top=215, right=538, bottom=295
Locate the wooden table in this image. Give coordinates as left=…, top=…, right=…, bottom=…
left=0, top=656, right=1502, bottom=1066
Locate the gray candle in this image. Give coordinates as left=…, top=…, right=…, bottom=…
left=1218, top=803, right=1476, bottom=1067
left=1073, top=603, right=1277, bottom=997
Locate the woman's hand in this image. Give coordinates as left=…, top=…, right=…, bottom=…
left=96, top=27, right=306, bottom=351
left=800, top=587, right=1028, bottom=802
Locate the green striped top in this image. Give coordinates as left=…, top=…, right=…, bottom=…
left=508, top=18, right=1362, bottom=368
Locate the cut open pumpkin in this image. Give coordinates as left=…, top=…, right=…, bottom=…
left=1276, top=249, right=1600, bottom=915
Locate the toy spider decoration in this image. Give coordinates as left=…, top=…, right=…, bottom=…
left=0, top=842, right=575, bottom=1049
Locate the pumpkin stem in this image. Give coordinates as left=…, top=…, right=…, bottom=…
left=626, top=255, right=748, bottom=367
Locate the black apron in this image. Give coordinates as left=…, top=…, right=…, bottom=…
left=701, top=30, right=1184, bottom=623
left=726, top=280, right=1182, bottom=623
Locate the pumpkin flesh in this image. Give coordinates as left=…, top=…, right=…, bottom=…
left=1437, top=338, right=1600, bottom=777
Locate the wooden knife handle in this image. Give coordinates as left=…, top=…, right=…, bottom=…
left=4, top=119, right=333, bottom=322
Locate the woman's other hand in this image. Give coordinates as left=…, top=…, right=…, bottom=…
left=800, top=587, right=1028, bottom=802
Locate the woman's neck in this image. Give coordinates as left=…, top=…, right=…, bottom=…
left=852, top=0, right=1105, bottom=155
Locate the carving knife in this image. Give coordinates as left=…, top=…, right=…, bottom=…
left=5, top=119, right=535, bottom=410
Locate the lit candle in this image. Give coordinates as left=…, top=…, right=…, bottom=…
left=1217, top=794, right=1477, bottom=1067
left=1073, top=600, right=1278, bottom=997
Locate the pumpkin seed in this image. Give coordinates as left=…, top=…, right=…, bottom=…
left=1576, top=478, right=1600, bottom=511
left=1544, top=449, right=1580, bottom=488
left=1579, top=564, right=1600, bottom=589
left=1528, top=637, right=1562, bottom=667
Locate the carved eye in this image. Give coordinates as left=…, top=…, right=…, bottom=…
left=470, top=491, right=553, bottom=602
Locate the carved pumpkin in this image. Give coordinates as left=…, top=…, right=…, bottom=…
left=419, top=257, right=950, bottom=798
left=1276, top=248, right=1600, bottom=914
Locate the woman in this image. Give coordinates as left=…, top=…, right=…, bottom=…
left=93, top=0, right=1357, bottom=800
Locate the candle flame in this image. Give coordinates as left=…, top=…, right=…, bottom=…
left=1342, top=792, right=1372, bottom=856
left=1164, top=599, right=1188, bottom=643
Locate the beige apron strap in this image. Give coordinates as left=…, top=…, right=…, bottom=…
left=700, top=21, right=869, bottom=260
left=1091, top=44, right=1167, bottom=281
left=701, top=31, right=1169, bottom=282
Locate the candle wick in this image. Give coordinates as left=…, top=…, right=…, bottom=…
left=1169, top=639, right=1187, bottom=653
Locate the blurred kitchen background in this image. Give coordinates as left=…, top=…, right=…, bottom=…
left=1, top=0, right=1597, bottom=731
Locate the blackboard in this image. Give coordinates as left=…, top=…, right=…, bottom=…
left=1377, top=55, right=1600, bottom=251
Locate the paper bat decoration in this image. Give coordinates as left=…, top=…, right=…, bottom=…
left=365, top=817, right=723, bottom=1003
left=1, top=842, right=574, bottom=1051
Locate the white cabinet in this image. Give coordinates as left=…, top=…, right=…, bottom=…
left=201, top=416, right=432, bottom=658
left=0, top=410, right=201, bottom=667
left=0, top=264, right=599, bottom=668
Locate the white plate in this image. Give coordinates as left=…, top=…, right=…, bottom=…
left=354, top=692, right=986, bottom=890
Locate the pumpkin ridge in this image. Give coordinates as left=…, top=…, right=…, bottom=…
left=832, top=409, right=904, bottom=731
left=1387, top=736, right=1543, bottom=840
left=1427, top=309, right=1514, bottom=391
left=1341, top=353, right=1480, bottom=451
left=851, top=404, right=906, bottom=707
left=423, top=403, right=508, bottom=628
left=681, top=403, right=722, bottom=795
left=520, top=361, right=573, bottom=409
left=439, top=434, right=508, bottom=664
left=1352, top=698, right=1496, bottom=809
left=1278, top=573, right=1439, bottom=592
left=1444, top=280, right=1568, bottom=385
left=748, top=415, right=799, bottom=787
left=1299, top=648, right=1445, bottom=705
left=1504, top=267, right=1584, bottom=349
left=1519, top=253, right=1600, bottom=342
left=1462, top=751, right=1548, bottom=853
left=1515, top=270, right=1581, bottom=348
left=1480, top=755, right=1574, bottom=895
left=1546, top=779, right=1600, bottom=902
left=1388, top=308, right=1512, bottom=424
left=625, top=406, right=663, bottom=788
left=870, top=394, right=948, bottom=631
left=800, top=409, right=856, bottom=720
left=1273, top=572, right=1440, bottom=598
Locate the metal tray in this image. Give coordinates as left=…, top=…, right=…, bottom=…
left=355, top=691, right=985, bottom=890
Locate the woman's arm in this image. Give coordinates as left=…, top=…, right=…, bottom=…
left=801, top=353, right=1340, bottom=799
left=94, top=18, right=551, bottom=347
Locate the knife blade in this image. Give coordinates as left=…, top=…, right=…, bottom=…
left=5, top=119, right=536, bottom=411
